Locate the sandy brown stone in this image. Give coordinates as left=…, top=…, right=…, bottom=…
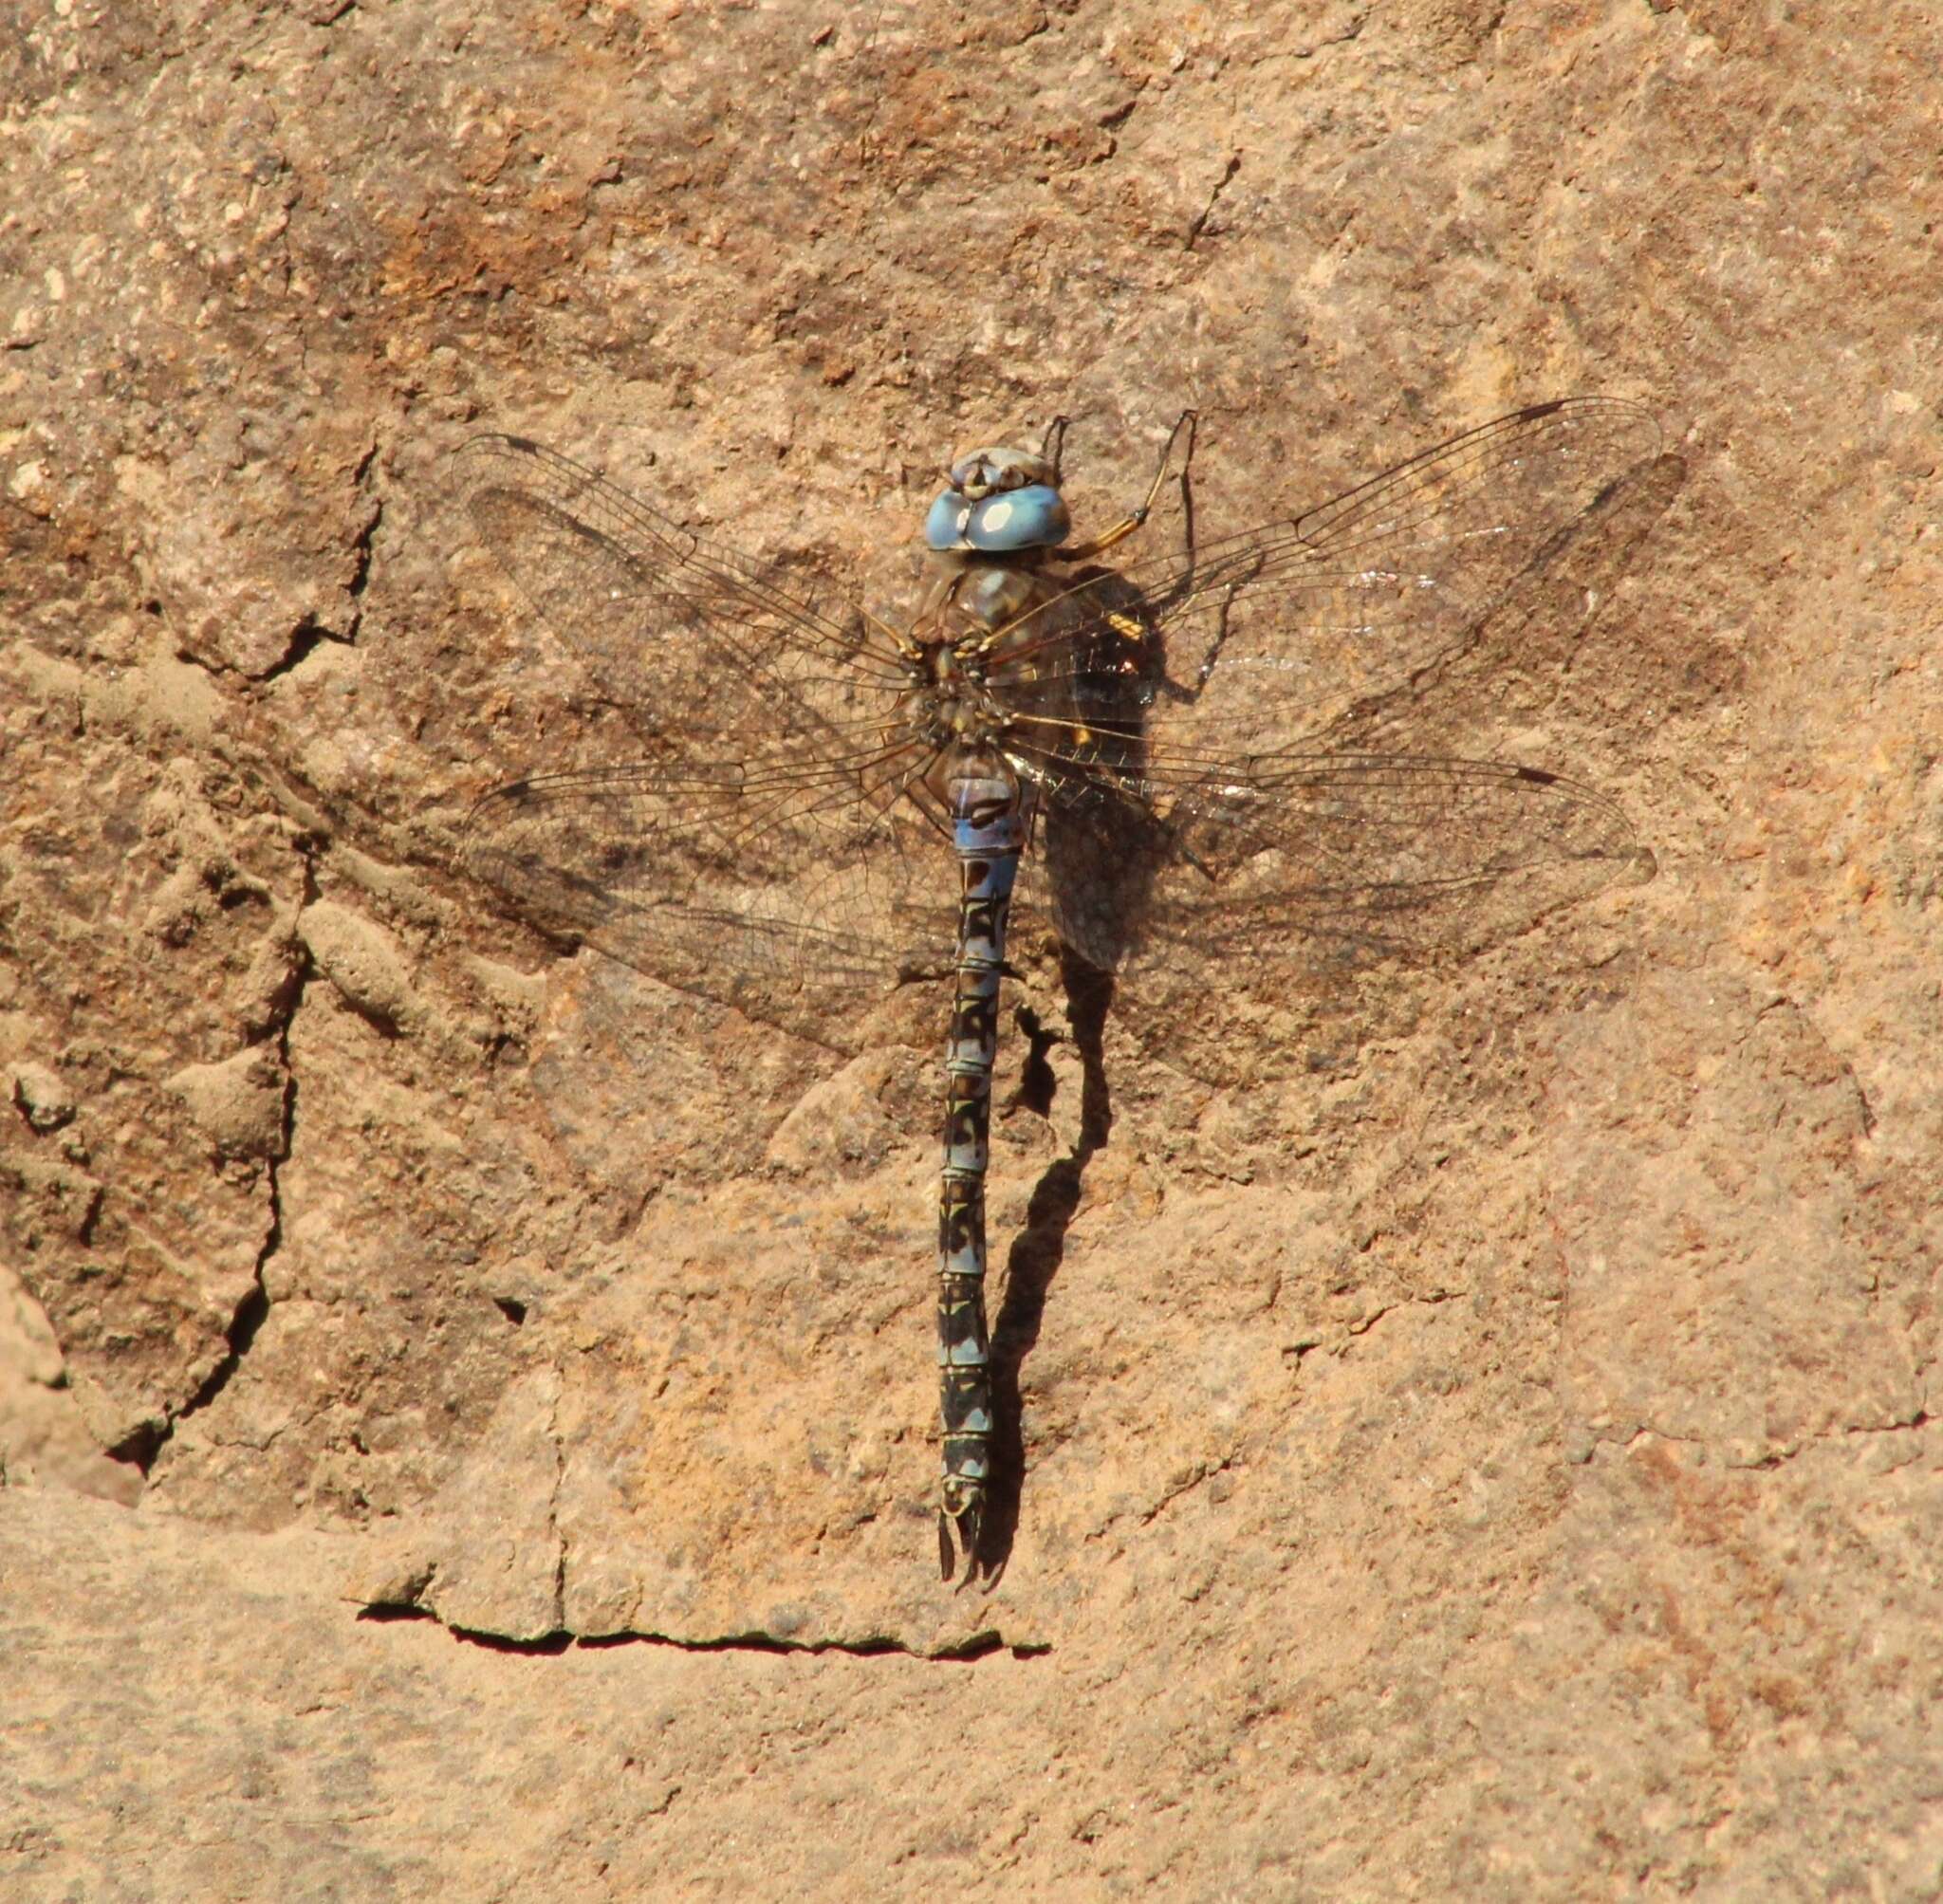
left=3, top=0, right=1940, bottom=1892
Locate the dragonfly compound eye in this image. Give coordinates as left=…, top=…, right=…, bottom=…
left=924, top=481, right=1070, bottom=553
left=924, top=489, right=976, bottom=551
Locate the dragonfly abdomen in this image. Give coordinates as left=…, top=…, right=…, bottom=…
left=935, top=751, right=1028, bottom=1570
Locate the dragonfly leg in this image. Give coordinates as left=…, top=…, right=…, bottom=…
left=1038, top=414, right=1071, bottom=478
left=1056, top=409, right=1198, bottom=563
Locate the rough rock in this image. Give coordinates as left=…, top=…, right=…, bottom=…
left=3, top=0, right=1940, bottom=1893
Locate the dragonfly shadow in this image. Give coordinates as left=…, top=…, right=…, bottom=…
left=974, top=946, right=1118, bottom=1581
left=965, top=430, right=1686, bottom=1578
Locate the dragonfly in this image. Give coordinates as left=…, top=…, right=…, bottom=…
left=449, top=396, right=1662, bottom=1578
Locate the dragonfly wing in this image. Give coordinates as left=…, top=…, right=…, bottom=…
left=987, top=398, right=1665, bottom=977
left=996, top=397, right=1666, bottom=770
left=450, top=434, right=913, bottom=760
left=445, top=434, right=973, bottom=1030
left=1033, top=748, right=1649, bottom=978
left=460, top=760, right=962, bottom=1034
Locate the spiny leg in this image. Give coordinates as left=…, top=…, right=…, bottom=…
left=1055, top=410, right=1199, bottom=564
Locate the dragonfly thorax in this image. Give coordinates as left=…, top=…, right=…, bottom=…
left=949, top=562, right=1047, bottom=630
left=910, top=625, right=1012, bottom=749
left=905, top=553, right=1070, bottom=752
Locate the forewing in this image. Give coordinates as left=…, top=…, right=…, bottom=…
left=451, top=434, right=912, bottom=762
left=998, top=397, right=1665, bottom=774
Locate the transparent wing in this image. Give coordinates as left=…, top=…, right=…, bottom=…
left=448, top=403, right=1667, bottom=1019
left=1028, top=750, right=1650, bottom=978
left=994, top=398, right=1668, bottom=970
left=448, top=436, right=968, bottom=1017
left=459, top=762, right=970, bottom=1034
left=452, top=433, right=913, bottom=757
left=998, top=397, right=1662, bottom=765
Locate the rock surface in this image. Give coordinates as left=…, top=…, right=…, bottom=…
left=4, top=0, right=1940, bottom=1893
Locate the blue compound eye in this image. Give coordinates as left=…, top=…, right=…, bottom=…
left=965, top=484, right=1069, bottom=552
left=925, top=490, right=974, bottom=551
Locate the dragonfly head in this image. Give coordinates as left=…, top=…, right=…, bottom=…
left=924, top=443, right=1070, bottom=555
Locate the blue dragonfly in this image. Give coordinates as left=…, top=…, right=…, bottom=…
left=451, top=397, right=1662, bottom=1577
